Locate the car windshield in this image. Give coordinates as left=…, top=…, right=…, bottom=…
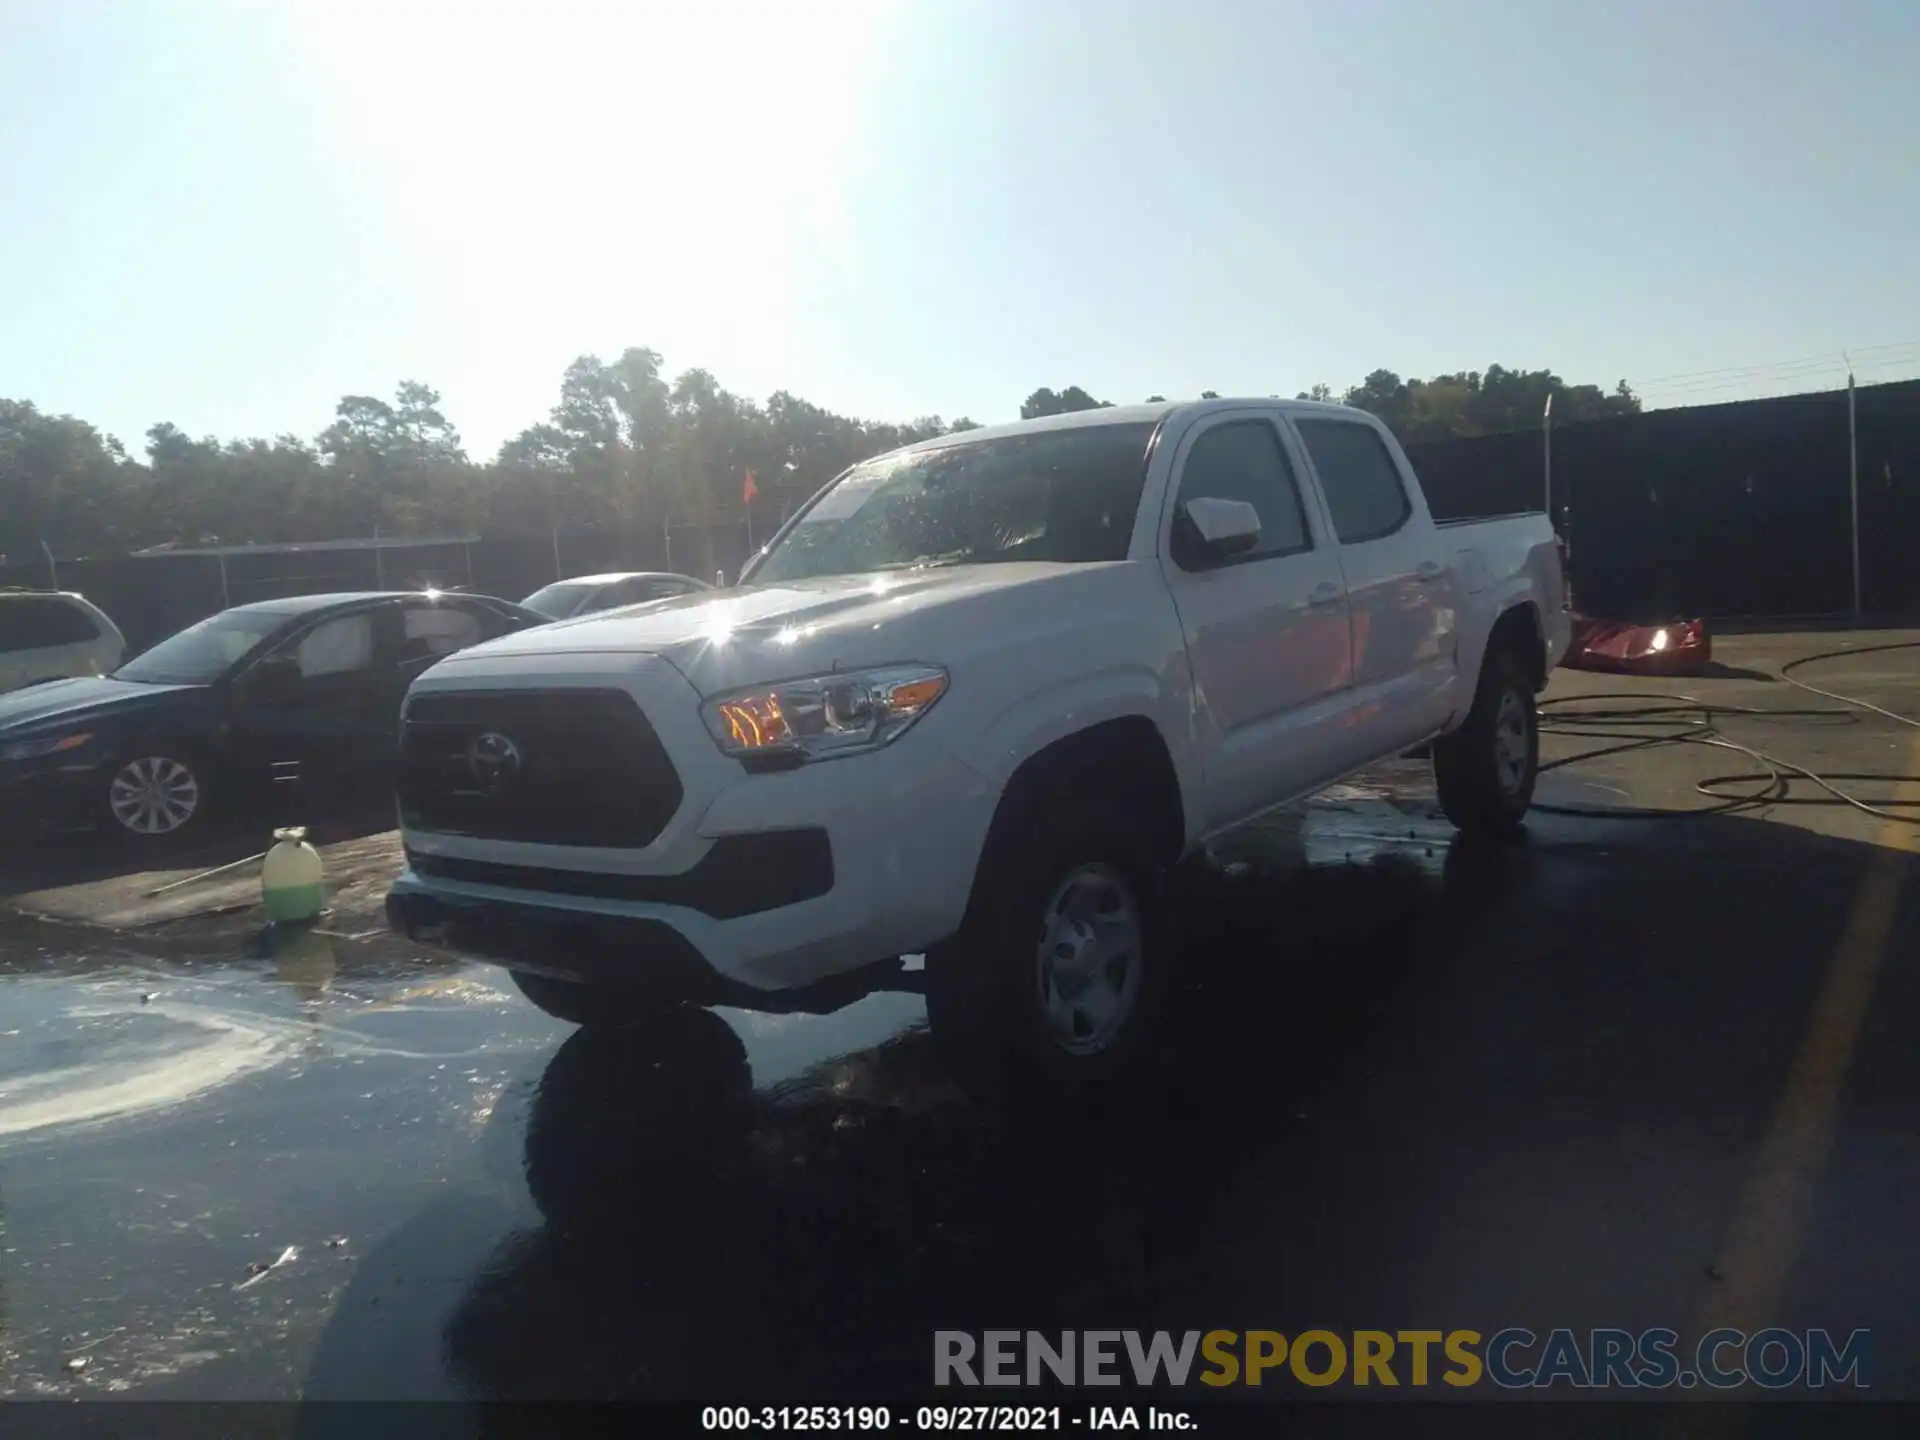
left=113, top=609, right=287, bottom=685
left=746, top=422, right=1158, bottom=585
left=520, top=582, right=598, bottom=618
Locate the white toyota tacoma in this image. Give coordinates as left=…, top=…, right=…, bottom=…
left=386, top=398, right=1569, bottom=1093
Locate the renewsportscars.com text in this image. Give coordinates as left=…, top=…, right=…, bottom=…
left=934, top=1328, right=1870, bottom=1391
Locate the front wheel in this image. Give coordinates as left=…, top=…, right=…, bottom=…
left=103, top=751, right=208, bottom=841
left=926, top=802, right=1171, bottom=1101
left=1432, top=646, right=1538, bottom=840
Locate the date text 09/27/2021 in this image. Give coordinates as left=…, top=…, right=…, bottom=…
left=701, top=1405, right=1190, bottom=1432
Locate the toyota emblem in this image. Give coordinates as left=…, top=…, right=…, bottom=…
left=467, top=731, right=523, bottom=788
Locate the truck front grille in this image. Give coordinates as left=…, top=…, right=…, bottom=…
left=399, top=688, right=683, bottom=847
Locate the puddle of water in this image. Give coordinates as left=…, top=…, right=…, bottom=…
left=721, top=991, right=928, bottom=1093
left=0, top=939, right=549, bottom=1148
left=0, top=976, right=298, bottom=1141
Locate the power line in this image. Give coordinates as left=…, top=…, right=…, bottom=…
left=1635, top=345, right=1920, bottom=407
left=1640, top=341, right=1920, bottom=390
left=1643, top=354, right=1920, bottom=395
left=1642, top=351, right=1850, bottom=386
left=1642, top=356, right=1853, bottom=393
left=1640, top=371, right=1849, bottom=402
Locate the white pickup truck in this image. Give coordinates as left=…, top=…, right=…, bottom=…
left=386, top=398, right=1569, bottom=1094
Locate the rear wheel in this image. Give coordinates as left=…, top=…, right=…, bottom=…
left=1432, top=645, right=1538, bottom=840
left=926, top=801, right=1171, bottom=1101
left=103, top=751, right=207, bottom=840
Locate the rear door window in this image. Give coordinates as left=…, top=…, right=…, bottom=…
left=459, top=599, right=530, bottom=640
left=400, top=603, right=485, bottom=660
left=1295, top=419, right=1413, bottom=543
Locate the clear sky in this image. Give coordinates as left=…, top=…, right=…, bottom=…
left=3, top=0, right=1917, bottom=461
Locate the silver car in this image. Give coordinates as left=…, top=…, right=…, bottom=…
left=519, top=571, right=712, bottom=622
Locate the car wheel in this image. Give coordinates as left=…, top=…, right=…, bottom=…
left=104, top=751, right=207, bottom=840
left=1432, top=644, right=1538, bottom=840
left=926, top=800, right=1171, bottom=1102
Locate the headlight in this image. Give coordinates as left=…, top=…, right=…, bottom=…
left=0, top=732, right=94, bottom=763
left=702, top=665, right=949, bottom=766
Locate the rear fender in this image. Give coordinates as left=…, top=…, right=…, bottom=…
left=1454, top=598, right=1546, bottom=718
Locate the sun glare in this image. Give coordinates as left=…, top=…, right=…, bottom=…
left=275, top=0, right=899, bottom=442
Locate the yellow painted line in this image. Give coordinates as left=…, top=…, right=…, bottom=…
left=1675, top=728, right=1920, bottom=1427
left=1699, top=861, right=1902, bottom=1335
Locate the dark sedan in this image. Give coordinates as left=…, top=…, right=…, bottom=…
left=0, top=590, right=542, bottom=841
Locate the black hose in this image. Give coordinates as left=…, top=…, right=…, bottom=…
left=1532, top=638, right=1920, bottom=824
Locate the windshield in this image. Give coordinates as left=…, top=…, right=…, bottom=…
left=520, top=582, right=598, bottom=618
left=747, top=422, right=1158, bottom=586
left=113, top=609, right=287, bottom=685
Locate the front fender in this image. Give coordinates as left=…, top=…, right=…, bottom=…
left=949, top=662, right=1204, bottom=851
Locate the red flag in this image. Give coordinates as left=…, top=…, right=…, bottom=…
left=742, top=469, right=759, bottom=505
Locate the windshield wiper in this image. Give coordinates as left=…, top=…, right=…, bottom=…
left=870, top=553, right=969, bottom=574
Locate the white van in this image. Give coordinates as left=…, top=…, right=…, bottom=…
left=0, top=590, right=128, bottom=694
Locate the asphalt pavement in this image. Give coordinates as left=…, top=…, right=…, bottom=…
left=3, top=630, right=1919, bottom=1421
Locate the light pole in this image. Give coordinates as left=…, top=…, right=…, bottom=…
left=1542, top=390, right=1554, bottom=530
left=1846, top=359, right=1860, bottom=616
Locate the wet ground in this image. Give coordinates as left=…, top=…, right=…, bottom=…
left=4, top=629, right=1920, bottom=1415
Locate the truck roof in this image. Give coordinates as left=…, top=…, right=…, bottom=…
left=890, top=395, right=1370, bottom=457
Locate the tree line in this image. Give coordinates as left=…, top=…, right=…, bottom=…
left=2, top=351, right=1638, bottom=563
left=1025, top=364, right=1640, bottom=440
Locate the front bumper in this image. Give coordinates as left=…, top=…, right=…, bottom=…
left=0, top=756, right=104, bottom=832
left=387, top=878, right=723, bottom=993
left=386, top=650, right=998, bottom=994
left=384, top=879, right=915, bottom=1013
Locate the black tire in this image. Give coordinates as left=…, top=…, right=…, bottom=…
left=925, top=799, right=1171, bottom=1102
left=1432, top=643, right=1538, bottom=840
left=100, top=746, right=210, bottom=843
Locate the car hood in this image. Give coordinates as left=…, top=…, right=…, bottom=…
left=0, top=676, right=198, bottom=735
left=439, top=562, right=1141, bottom=695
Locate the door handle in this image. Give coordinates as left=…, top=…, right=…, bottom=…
left=1308, top=582, right=1343, bottom=609
left=1414, top=561, right=1446, bottom=584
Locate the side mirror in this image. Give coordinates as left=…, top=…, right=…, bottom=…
left=247, top=656, right=302, bottom=703
left=1179, top=497, right=1262, bottom=562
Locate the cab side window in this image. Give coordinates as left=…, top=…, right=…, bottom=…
left=1171, top=420, right=1313, bottom=570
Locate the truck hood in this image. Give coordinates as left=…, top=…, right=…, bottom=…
left=0, top=676, right=197, bottom=735
left=442, top=562, right=1140, bottom=696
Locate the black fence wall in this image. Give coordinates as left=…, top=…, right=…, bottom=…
left=0, top=522, right=763, bottom=654
left=1407, top=376, right=1920, bottom=621
left=7, top=380, right=1919, bottom=647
